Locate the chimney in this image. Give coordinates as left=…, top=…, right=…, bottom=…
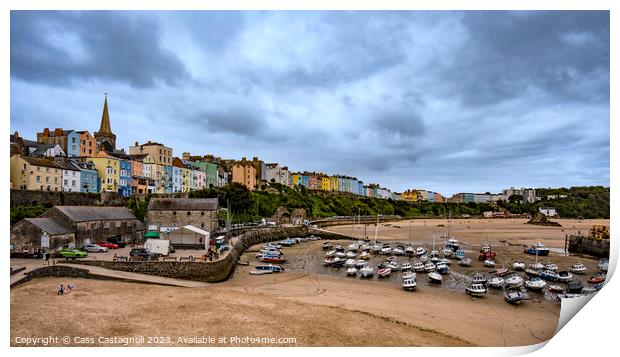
left=134, top=141, right=138, bottom=147
left=43, top=128, right=50, bottom=137
left=13, top=131, right=19, bottom=139
left=54, top=128, right=63, bottom=136
left=182, top=152, right=190, bottom=160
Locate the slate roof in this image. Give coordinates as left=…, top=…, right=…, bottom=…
left=22, top=156, right=61, bottom=169
left=148, top=198, right=219, bottom=211
left=25, top=218, right=74, bottom=235
left=53, top=206, right=137, bottom=222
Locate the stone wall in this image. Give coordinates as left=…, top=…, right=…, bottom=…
left=10, top=189, right=127, bottom=208
left=10, top=219, right=75, bottom=253
left=74, top=227, right=355, bottom=283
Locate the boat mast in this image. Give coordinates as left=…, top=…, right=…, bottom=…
left=374, top=212, right=380, bottom=244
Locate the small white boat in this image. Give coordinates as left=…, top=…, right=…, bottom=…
left=544, top=262, right=558, bottom=271
left=597, top=259, right=609, bottom=272
left=403, top=277, right=417, bottom=291
left=360, top=266, right=375, bottom=278
left=249, top=269, right=272, bottom=275
left=428, top=272, right=443, bottom=283
left=402, top=271, right=416, bottom=279
left=419, top=254, right=430, bottom=263
left=459, top=257, right=472, bottom=267
left=380, top=244, right=392, bottom=255
left=525, top=277, right=547, bottom=291
left=401, top=262, right=412, bottom=271
left=472, top=272, right=487, bottom=285
left=348, top=243, right=359, bottom=252
left=529, top=262, right=544, bottom=270
left=557, top=271, right=573, bottom=282
left=430, top=250, right=439, bottom=258
left=436, top=263, right=449, bottom=275
left=439, top=258, right=451, bottom=265
left=504, top=288, right=526, bottom=305
left=412, top=261, right=425, bottom=272
left=360, top=251, right=371, bottom=260
left=335, top=252, right=347, bottom=259
left=360, top=244, right=371, bottom=251
left=355, top=260, right=367, bottom=268
left=424, top=262, right=436, bottom=272
left=377, top=267, right=392, bottom=278
left=504, top=273, right=524, bottom=288
left=512, top=261, right=526, bottom=271
left=569, top=263, right=587, bottom=274
left=405, top=245, right=415, bottom=256
left=325, top=250, right=337, bottom=257
left=371, top=243, right=382, bottom=253
left=487, top=274, right=505, bottom=289
left=386, top=255, right=397, bottom=262
left=549, top=285, right=564, bottom=293
left=345, top=258, right=357, bottom=267
left=466, top=283, right=487, bottom=297
left=415, top=247, right=427, bottom=256
left=346, top=266, right=358, bottom=276
left=393, top=245, right=405, bottom=256
left=442, top=247, right=453, bottom=258
left=448, top=237, right=460, bottom=250
left=387, top=261, right=400, bottom=271
left=484, top=259, right=496, bottom=268
left=346, top=251, right=357, bottom=259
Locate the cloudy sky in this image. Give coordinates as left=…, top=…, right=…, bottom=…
left=10, top=11, right=609, bottom=195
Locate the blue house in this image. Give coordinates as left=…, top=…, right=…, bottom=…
left=70, top=160, right=99, bottom=193
left=118, top=159, right=133, bottom=197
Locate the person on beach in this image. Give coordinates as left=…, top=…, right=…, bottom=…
left=58, top=284, right=64, bottom=296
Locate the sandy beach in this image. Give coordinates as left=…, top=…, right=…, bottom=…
left=11, top=219, right=606, bottom=347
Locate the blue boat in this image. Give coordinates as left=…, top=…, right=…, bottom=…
left=255, top=264, right=284, bottom=273
left=436, top=263, right=450, bottom=275
left=455, top=249, right=465, bottom=260
left=539, top=270, right=559, bottom=282
left=524, top=242, right=550, bottom=256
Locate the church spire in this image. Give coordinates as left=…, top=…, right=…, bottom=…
left=99, top=93, right=112, bottom=134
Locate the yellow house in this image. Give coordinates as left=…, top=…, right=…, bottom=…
left=329, top=176, right=339, bottom=192
left=292, top=173, right=301, bottom=187
left=321, top=176, right=330, bottom=191
left=10, top=154, right=62, bottom=191
left=401, top=189, right=419, bottom=202
left=180, top=166, right=190, bottom=192
left=87, top=151, right=119, bottom=192
left=232, top=161, right=256, bottom=190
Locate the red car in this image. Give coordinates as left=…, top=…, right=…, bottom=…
left=97, top=241, right=120, bottom=249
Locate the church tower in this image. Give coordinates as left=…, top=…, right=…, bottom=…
left=94, top=94, right=117, bottom=151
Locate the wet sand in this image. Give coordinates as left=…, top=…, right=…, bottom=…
left=12, top=219, right=604, bottom=347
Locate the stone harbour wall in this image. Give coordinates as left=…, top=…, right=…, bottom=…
left=73, top=227, right=355, bottom=283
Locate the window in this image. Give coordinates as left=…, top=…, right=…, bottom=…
left=54, top=177, right=58, bottom=184
left=64, top=179, right=68, bottom=185
left=46, top=167, right=49, bottom=172
left=46, top=177, right=50, bottom=183
left=82, top=140, right=86, bottom=145
left=37, top=166, right=40, bottom=171
left=36, top=176, right=41, bottom=182
left=89, top=149, right=92, bottom=154
left=23, top=164, right=26, bottom=170
left=116, top=221, right=121, bottom=228
left=104, top=222, right=110, bottom=229
left=72, top=180, right=76, bottom=186
left=173, top=211, right=177, bottom=215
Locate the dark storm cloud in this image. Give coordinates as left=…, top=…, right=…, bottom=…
left=11, top=11, right=188, bottom=88
left=9, top=11, right=610, bottom=195
left=444, top=11, right=609, bottom=107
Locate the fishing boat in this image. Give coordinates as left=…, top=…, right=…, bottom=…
left=483, top=259, right=496, bottom=268
left=524, top=268, right=539, bottom=277
left=405, top=244, right=415, bottom=256
left=401, top=262, right=412, bottom=271
left=504, top=273, right=524, bottom=288
left=428, top=272, right=443, bottom=284
left=346, top=251, right=357, bottom=259
left=539, top=270, right=559, bottom=282
left=466, top=283, right=487, bottom=297
left=403, top=277, right=417, bottom=291
left=504, top=288, right=526, bottom=305
left=512, top=261, right=526, bottom=271
left=402, top=271, right=416, bottom=279
left=557, top=271, right=573, bottom=282
left=380, top=244, right=392, bottom=255
left=424, top=262, right=436, bottom=272
left=249, top=269, right=272, bottom=275
left=431, top=255, right=440, bottom=264
left=360, top=251, right=371, bottom=260
left=472, top=272, right=487, bottom=285
left=345, top=258, right=357, bottom=267
left=412, top=261, right=426, bottom=272
left=495, top=267, right=509, bottom=276
left=442, top=246, right=453, bottom=258
left=524, top=242, right=550, bottom=256
left=436, top=263, right=449, bottom=275
left=587, top=274, right=606, bottom=285
left=525, top=276, right=547, bottom=291
left=377, top=267, right=392, bottom=278
left=597, top=258, right=609, bottom=272
left=262, top=256, right=286, bottom=264
left=371, top=243, right=382, bottom=253
left=348, top=243, right=359, bottom=252
left=454, top=249, right=465, bottom=260
left=387, top=261, right=400, bottom=271
left=255, top=264, right=284, bottom=273
left=448, top=237, right=460, bottom=251
left=415, top=247, right=427, bottom=257
left=346, top=266, right=358, bottom=276
left=566, top=280, right=584, bottom=293
left=544, top=262, right=558, bottom=271
left=355, top=260, right=367, bottom=268
left=459, top=257, right=472, bottom=267
left=487, top=274, right=505, bottom=289
left=569, top=263, right=587, bottom=274
left=549, top=285, right=564, bottom=293
left=360, top=266, right=375, bottom=278
left=393, top=244, right=405, bottom=256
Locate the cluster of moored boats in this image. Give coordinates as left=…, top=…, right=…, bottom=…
left=250, top=235, right=321, bottom=275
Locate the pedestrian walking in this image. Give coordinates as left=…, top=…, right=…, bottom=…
left=58, top=284, right=64, bottom=296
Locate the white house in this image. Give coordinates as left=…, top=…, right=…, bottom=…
left=539, top=207, right=557, bottom=217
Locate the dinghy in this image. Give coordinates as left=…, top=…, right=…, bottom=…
left=345, top=258, right=357, bottom=267
left=387, top=261, right=400, bottom=271
left=495, top=267, right=509, bottom=276
left=377, top=267, right=392, bottom=278
left=525, top=268, right=540, bottom=277
left=525, top=276, right=547, bottom=291
left=483, top=259, right=496, bottom=268
left=428, top=272, right=443, bottom=284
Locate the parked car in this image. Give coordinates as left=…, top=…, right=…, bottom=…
left=58, top=248, right=88, bottom=259
left=96, top=241, right=119, bottom=249
left=130, top=248, right=158, bottom=260
left=106, top=237, right=127, bottom=248
left=83, top=244, right=108, bottom=253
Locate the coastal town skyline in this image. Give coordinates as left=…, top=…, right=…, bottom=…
left=10, top=11, right=610, bottom=195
